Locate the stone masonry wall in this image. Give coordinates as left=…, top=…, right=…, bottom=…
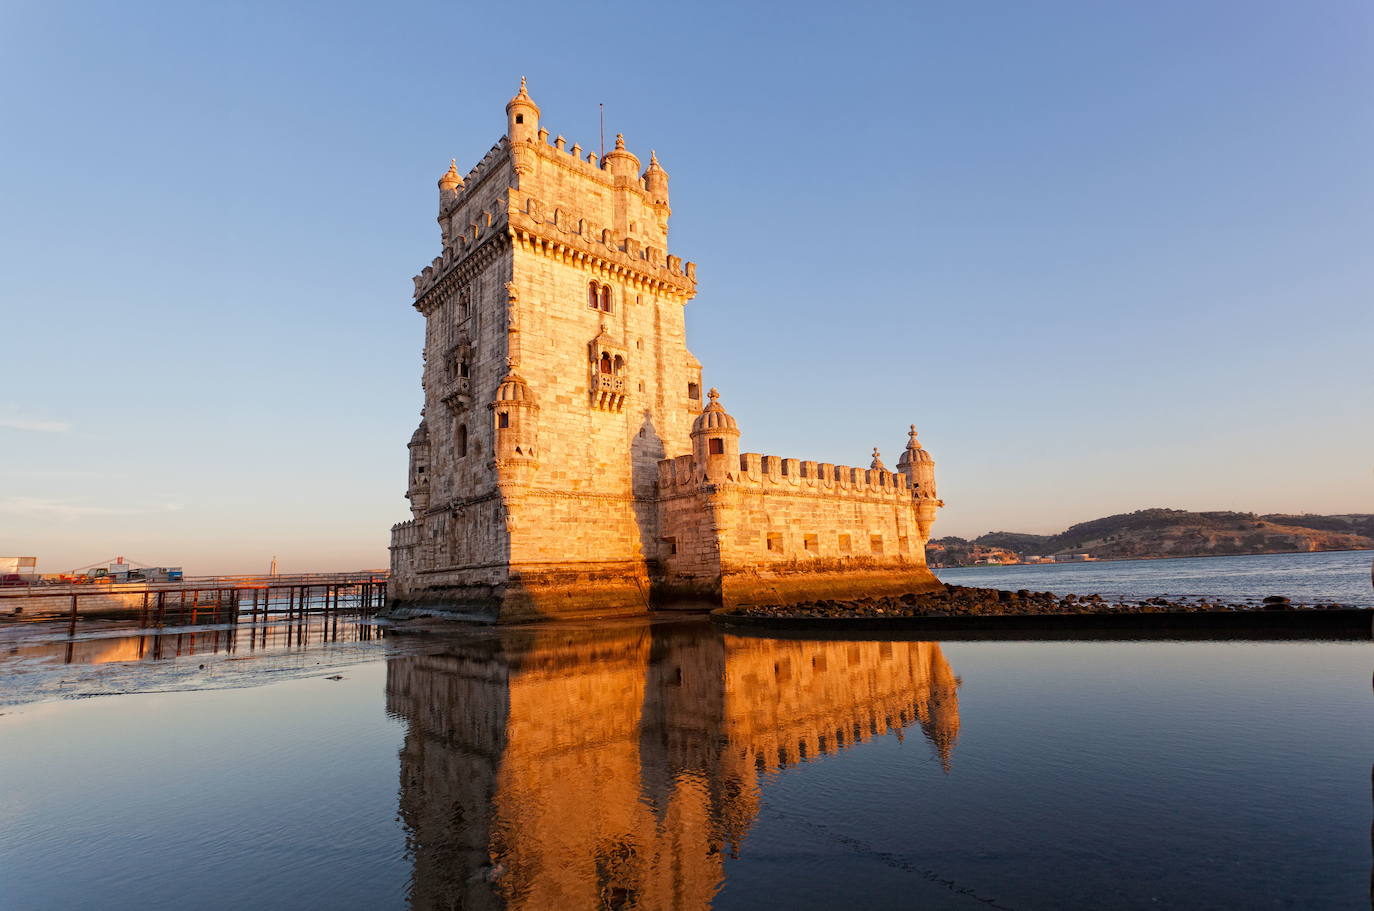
left=656, top=452, right=941, bottom=606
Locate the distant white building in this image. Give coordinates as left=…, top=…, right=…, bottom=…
left=0, top=556, right=38, bottom=581
left=1054, top=553, right=1093, bottom=563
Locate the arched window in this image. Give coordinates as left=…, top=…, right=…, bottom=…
left=456, top=424, right=468, bottom=457
left=588, top=282, right=600, bottom=310
left=599, top=353, right=613, bottom=375
left=612, top=355, right=624, bottom=375
left=599, top=285, right=612, bottom=313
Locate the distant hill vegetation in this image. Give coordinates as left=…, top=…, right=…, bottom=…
left=933, top=509, right=1374, bottom=565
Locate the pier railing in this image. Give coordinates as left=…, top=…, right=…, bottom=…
left=0, top=572, right=390, bottom=632
left=0, top=571, right=388, bottom=599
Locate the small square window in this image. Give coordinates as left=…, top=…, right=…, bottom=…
left=803, top=534, right=818, bottom=552
left=870, top=535, right=884, bottom=554
left=498, top=412, right=509, bottom=429
left=708, top=438, right=724, bottom=455
left=662, top=536, right=678, bottom=555
left=838, top=534, right=852, bottom=554
left=766, top=533, right=783, bottom=553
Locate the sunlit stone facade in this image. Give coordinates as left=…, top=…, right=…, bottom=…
left=389, top=80, right=944, bottom=619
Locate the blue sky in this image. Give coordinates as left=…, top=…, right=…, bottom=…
left=1, top=0, right=1370, bottom=573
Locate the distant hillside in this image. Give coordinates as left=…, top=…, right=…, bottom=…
left=932, top=509, right=1374, bottom=566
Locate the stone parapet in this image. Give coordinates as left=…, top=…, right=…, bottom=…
left=657, top=452, right=915, bottom=502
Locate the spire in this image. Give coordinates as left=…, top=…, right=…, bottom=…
left=438, top=159, right=462, bottom=191
left=615, top=133, right=626, bottom=150
left=870, top=447, right=886, bottom=471
left=906, top=424, right=920, bottom=450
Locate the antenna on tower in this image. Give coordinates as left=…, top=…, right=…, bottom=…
left=599, top=103, right=605, bottom=163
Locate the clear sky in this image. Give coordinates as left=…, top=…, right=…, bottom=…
left=1, top=0, right=1371, bottom=574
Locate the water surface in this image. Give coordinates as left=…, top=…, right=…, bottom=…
left=938, top=549, right=1374, bottom=606
left=2, top=610, right=1370, bottom=910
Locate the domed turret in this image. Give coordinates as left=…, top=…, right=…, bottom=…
left=691, top=388, right=741, bottom=481
left=438, top=159, right=462, bottom=192
left=601, top=133, right=641, bottom=180
left=495, top=369, right=536, bottom=404
left=506, top=76, right=540, bottom=144
left=898, top=424, right=941, bottom=540
left=406, top=419, right=431, bottom=518
left=896, top=425, right=936, bottom=498
left=437, top=159, right=463, bottom=217
left=642, top=150, right=670, bottom=208
left=491, top=366, right=539, bottom=474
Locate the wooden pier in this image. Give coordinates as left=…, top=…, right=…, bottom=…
left=0, top=572, right=389, bottom=630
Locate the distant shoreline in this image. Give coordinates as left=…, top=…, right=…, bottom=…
left=935, top=547, right=1374, bottom=571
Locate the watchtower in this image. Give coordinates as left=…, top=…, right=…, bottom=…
left=391, top=79, right=703, bottom=619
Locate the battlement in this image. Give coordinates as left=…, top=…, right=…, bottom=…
left=390, top=519, right=419, bottom=548
left=509, top=188, right=696, bottom=296
left=418, top=119, right=694, bottom=304
left=657, top=451, right=914, bottom=501
left=413, top=204, right=509, bottom=303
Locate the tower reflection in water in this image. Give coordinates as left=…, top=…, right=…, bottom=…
left=385, top=621, right=961, bottom=910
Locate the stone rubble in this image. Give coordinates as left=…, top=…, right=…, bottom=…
left=726, top=585, right=1354, bottom=619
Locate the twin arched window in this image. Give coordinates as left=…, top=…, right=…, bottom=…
left=587, top=281, right=613, bottom=313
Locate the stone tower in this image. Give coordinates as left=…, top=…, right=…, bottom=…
left=390, top=79, right=703, bottom=620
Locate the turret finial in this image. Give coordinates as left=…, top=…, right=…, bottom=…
left=650, top=149, right=659, bottom=165
left=615, top=133, right=625, bottom=150
left=520, top=75, right=526, bottom=91
left=907, top=424, right=920, bottom=447
left=707, top=387, right=719, bottom=403
left=871, top=447, right=887, bottom=470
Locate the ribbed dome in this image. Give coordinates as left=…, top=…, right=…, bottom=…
left=438, top=159, right=462, bottom=191
left=495, top=371, right=536, bottom=404
left=601, top=133, right=640, bottom=173
left=691, top=388, right=738, bottom=434
left=408, top=421, right=428, bottom=447
left=506, top=76, right=539, bottom=114
left=642, top=149, right=667, bottom=178
left=898, top=425, right=934, bottom=464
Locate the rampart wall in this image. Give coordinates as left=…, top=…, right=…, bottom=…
left=656, top=452, right=941, bottom=606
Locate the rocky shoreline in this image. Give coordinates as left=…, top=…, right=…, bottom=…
left=724, top=584, right=1363, bottom=620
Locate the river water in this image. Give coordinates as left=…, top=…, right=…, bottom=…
left=2, top=552, right=1372, bottom=910
left=939, top=549, right=1374, bottom=606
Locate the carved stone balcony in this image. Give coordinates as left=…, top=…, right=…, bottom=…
left=441, top=377, right=471, bottom=412
left=591, top=372, right=627, bottom=412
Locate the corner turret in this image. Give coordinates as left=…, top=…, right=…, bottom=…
left=642, top=150, right=670, bottom=210
left=691, top=388, right=740, bottom=482
left=437, top=159, right=463, bottom=215
left=406, top=419, right=431, bottom=518
left=601, top=133, right=641, bottom=180
left=896, top=425, right=937, bottom=499
left=491, top=365, right=540, bottom=482
left=897, top=425, right=942, bottom=539
left=506, top=76, right=540, bottom=144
